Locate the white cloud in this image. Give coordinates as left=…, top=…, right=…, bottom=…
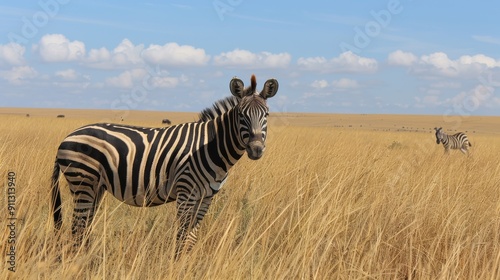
left=105, top=68, right=147, bottom=88
left=387, top=50, right=417, bottom=66
left=310, top=77, right=360, bottom=92
left=419, top=52, right=456, bottom=75
left=332, top=78, right=359, bottom=89
left=55, top=69, right=77, bottom=80
left=419, top=52, right=500, bottom=77
left=113, top=39, right=144, bottom=65
left=311, top=79, right=329, bottom=89
left=298, top=51, right=377, bottom=73
left=458, top=54, right=499, bottom=68
left=213, top=49, right=291, bottom=68
left=146, top=70, right=182, bottom=89
left=149, top=76, right=179, bottom=88
left=1, top=66, right=38, bottom=84
left=34, top=34, right=85, bottom=62
left=298, top=56, right=326, bottom=67
left=310, top=78, right=359, bottom=90
left=390, top=50, right=500, bottom=78
left=87, top=47, right=111, bottom=64
left=142, top=43, right=209, bottom=66
left=86, top=40, right=209, bottom=69
left=214, top=49, right=255, bottom=65
left=0, top=43, right=26, bottom=66
left=86, top=39, right=144, bottom=69
left=53, top=69, right=90, bottom=89
left=106, top=68, right=181, bottom=89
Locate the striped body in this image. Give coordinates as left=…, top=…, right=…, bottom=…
left=51, top=75, right=278, bottom=256
left=434, top=127, right=471, bottom=154
left=57, top=120, right=237, bottom=205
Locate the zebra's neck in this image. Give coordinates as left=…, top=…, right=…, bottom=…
left=441, top=134, right=450, bottom=144
left=205, top=107, right=246, bottom=170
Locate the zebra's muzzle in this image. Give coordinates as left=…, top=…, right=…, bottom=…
left=246, top=141, right=265, bottom=160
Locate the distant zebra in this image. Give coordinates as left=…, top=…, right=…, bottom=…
left=434, top=127, right=471, bottom=154
left=50, top=75, right=279, bottom=257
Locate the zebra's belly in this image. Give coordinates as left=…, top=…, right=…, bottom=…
left=119, top=196, right=175, bottom=207
left=115, top=187, right=176, bottom=207
left=107, top=174, right=176, bottom=207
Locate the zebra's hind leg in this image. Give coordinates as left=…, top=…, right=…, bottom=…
left=70, top=185, right=105, bottom=251
left=175, top=196, right=213, bottom=259
left=460, top=143, right=470, bottom=155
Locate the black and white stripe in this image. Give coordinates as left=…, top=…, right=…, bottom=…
left=51, top=75, right=278, bottom=256
left=434, top=127, right=472, bottom=154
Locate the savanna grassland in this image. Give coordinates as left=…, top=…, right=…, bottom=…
left=1, top=108, right=500, bottom=279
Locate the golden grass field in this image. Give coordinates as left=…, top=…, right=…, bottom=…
left=1, top=107, right=500, bottom=279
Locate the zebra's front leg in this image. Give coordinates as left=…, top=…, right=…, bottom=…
left=175, top=195, right=213, bottom=258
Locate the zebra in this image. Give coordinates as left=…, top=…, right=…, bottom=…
left=434, top=127, right=471, bottom=154
left=50, top=75, right=279, bottom=257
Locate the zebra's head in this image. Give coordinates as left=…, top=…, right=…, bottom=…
left=434, top=127, right=443, bottom=144
left=229, top=75, right=279, bottom=160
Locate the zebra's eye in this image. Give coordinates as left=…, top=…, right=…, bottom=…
left=264, top=112, right=269, bottom=117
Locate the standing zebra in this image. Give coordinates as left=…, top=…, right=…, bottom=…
left=51, top=75, right=278, bottom=256
left=434, top=127, right=471, bottom=154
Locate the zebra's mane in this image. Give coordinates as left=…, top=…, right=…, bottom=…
left=198, top=96, right=239, bottom=122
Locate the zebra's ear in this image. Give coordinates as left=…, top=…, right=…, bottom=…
left=260, top=78, right=279, bottom=99
left=230, top=77, right=245, bottom=98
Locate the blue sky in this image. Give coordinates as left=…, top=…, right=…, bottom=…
left=1, top=1, right=500, bottom=115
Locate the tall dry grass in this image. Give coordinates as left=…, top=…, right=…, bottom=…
left=1, top=114, right=500, bottom=279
